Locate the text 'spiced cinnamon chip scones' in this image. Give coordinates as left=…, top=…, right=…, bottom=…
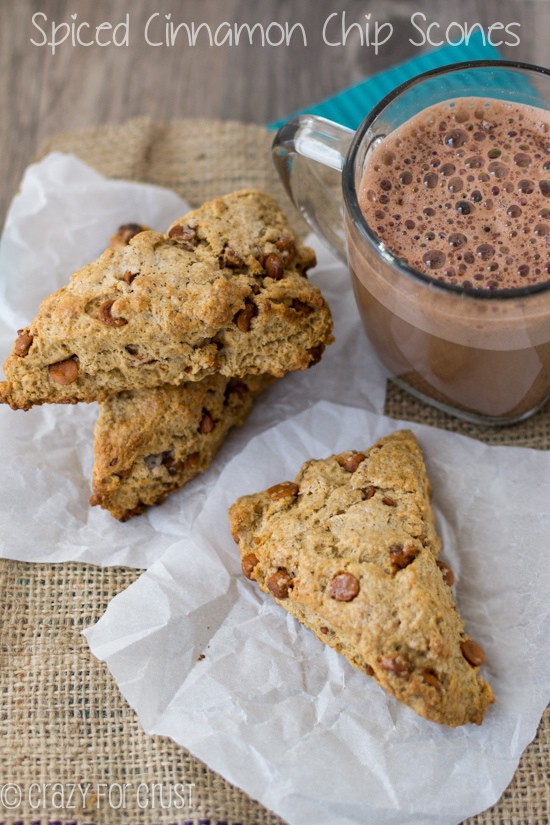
left=228, top=431, right=494, bottom=727
left=0, top=190, right=333, bottom=410
left=91, top=374, right=272, bottom=521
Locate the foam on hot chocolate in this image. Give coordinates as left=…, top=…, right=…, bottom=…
left=359, top=98, right=550, bottom=290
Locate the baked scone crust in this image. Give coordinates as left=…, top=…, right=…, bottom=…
left=91, top=374, right=272, bottom=521
left=1, top=190, right=333, bottom=410
left=228, top=430, right=494, bottom=727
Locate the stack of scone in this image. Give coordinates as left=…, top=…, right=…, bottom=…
left=0, top=190, right=334, bottom=519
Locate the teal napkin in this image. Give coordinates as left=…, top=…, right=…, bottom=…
left=268, top=32, right=504, bottom=130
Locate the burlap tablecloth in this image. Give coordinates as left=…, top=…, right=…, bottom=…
left=0, top=118, right=548, bottom=825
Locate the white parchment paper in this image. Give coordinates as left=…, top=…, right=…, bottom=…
left=3, top=153, right=549, bottom=824
left=0, top=153, right=387, bottom=566
left=85, top=401, right=550, bottom=825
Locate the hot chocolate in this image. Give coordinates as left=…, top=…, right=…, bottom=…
left=347, top=97, right=550, bottom=422
left=358, top=98, right=549, bottom=290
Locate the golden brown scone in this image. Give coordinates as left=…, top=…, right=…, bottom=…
left=0, top=189, right=333, bottom=410
left=228, top=431, right=494, bottom=727
left=90, top=223, right=272, bottom=520
left=109, top=223, right=149, bottom=248
left=91, top=374, right=273, bottom=521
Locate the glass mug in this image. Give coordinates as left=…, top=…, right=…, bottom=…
left=272, top=61, right=550, bottom=425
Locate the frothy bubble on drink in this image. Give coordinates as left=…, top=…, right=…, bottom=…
left=358, top=98, right=550, bottom=290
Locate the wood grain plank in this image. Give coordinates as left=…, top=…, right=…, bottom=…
left=0, top=0, right=546, bottom=222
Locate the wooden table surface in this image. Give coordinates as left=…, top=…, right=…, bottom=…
left=1, top=0, right=548, bottom=226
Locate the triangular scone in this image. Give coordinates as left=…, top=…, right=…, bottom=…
left=0, top=189, right=333, bottom=410
left=91, top=374, right=273, bottom=521
left=89, top=223, right=274, bottom=520
left=228, top=431, right=494, bottom=727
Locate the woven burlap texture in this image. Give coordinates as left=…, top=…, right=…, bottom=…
left=1, top=117, right=548, bottom=825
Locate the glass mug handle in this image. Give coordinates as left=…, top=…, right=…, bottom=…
left=272, top=115, right=355, bottom=262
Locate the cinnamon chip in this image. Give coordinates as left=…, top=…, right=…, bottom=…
left=168, top=224, right=197, bottom=250
left=307, top=344, right=325, bottom=367
left=275, top=236, right=296, bottom=259
left=221, top=245, right=245, bottom=269
left=263, top=252, right=284, bottom=280
left=242, top=553, right=259, bottom=580
left=389, top=543, right=418, bottom=571
left=461, top=639, right=486, bottom=667
left=337, top=453, right=366, bottom=473
left=329, top=571, right=360, bottom=602
left=48, top=357, right=79, bottom=385
left=109, top=223, right=147, bottom=247
left=233, top=301, right=257, bottom=332
left=267, top=481, right=299, bottom=502
left=98, top=300, right=127, bottom=328
left=266, top=568, right=293, bottom=599
left=14, top=330, right=33, bottom=357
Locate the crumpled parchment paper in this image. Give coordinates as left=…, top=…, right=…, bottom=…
left=85, top=401, right=550, bottom=825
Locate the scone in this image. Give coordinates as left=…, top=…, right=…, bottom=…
left=91, top=374, right=272, bottom=521
left=1, top=189, right=333, bottom=410
left=228, top=431, right=494, bottom=727
left=90, top=223, right=273, bottom=520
